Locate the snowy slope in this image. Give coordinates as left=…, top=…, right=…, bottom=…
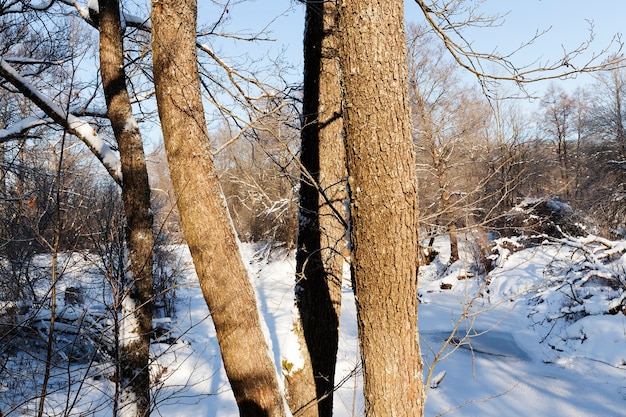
left=151, top=244, right=363, bottom=417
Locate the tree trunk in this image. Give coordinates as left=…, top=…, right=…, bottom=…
left=288, top=0, right=345, bottom=415
left=337, top=0, right=424, bottom=415
left=613, top=72, right=626, bottom=158
left=98, top=1, right=154, bottom=415
left=150, top=1, right=287, bottom=416
left=449, top=223, right=459, bottom=264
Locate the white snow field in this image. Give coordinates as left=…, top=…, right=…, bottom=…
left=1, top=235, right=624, bottom=416
left=152, top=237, right=625, bottom=417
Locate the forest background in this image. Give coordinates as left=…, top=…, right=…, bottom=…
left=0, top=1, right=625, bottom=416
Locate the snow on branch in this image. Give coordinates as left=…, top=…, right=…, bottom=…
left=55, top=0, right=149, bottom=30
left=0, top=57, right=122, bottom=184
left=2, top=56, right=68, bottom=66
left=0, top=115, right=50, bottom=140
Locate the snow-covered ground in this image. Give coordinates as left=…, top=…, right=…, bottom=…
left=151, top=243, right=364, bottom=417
left=2, top=235, right=625, bottom=416
left=151, top=236, right=625, bottom=417
left=418, top=242, right=626, bottom=417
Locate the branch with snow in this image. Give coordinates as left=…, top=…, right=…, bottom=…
left=530, top=233, right=626, bottom=328
left=56, top=0, right=149, bottom=30
left=0, top=115, right=50, bottom=141
left=0, top=57, right=122, bottom=184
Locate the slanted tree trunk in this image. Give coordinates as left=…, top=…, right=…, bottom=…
left=98, top=1, right=154, bottom=415
left=150, top=1, right=287, bottom=416
left=337, top=0, right=424, bottom=415
left=288, top=0, right=345, bottom=415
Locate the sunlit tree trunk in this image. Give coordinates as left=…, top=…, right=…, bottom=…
left=98, top=1, right=154, bottom=415
left=337, top=0, right=424, bottom=415
left=288, top=0, right=345, bottom=415
left=150, top=1, right=288, bottom=416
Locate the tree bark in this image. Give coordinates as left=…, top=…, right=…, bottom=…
left=98, top=1, right=154, bottom=415
left=150, top=1, right=287, bottom=416
left=337, top=0, right=424, bottom=415
left=449, top=222, right=459, bottom=264
left=288, top=1, right=345, bottom=416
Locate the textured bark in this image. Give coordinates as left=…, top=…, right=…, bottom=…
left=98, top=1, right=154, bottom=415
left=337, top=0, right=424, bottom=415
left=615, top=75, right=626, bottom=158
left=288, top=1, right=345, bottom=416
left=150, top=1, right=287, bottom=416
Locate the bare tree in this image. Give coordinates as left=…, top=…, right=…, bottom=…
left=590, top=66, right=626, bottom=158
left=0, top=4, right=121, bottom=184
left=481, top=96, right=533, bottom=212
left=98, top=0, right=154, bottom=415
left=408, top=23, right=491, bottom=264
left=286, top=0, right=346, bottom=416
left=338, top=0, right=424, bottom=415
left=577, top=68, right=626, bottom=232
left=0, top=58, right=122, bottom=183
left=150, top=0, right=288, bottom=415
left=413, top=0, right=625, bottom=96
left=215, top=102, right=300, bottom=248
left=538, top=83, right=578, bottom=199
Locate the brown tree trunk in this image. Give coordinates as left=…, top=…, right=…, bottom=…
left=288, top=1, right=345, bottom=416
left=337, top=0, right=424, bottom=415
left=449, top=223, right=459, bottom=264
left=150, top=1, right=287, bottom=416
left=98, top=1, right=154, bottom=415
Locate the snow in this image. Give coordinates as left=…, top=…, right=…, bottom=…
left=150, top=239, right=625, bottom=417
left=0, top=115, right=49, bottom=141
left=146, top=244, right=363, bottom=417
left=87, top=0, right=99, bottom=15
left=417, top=235, right=626, bottom=417
left=67, top=115, right=122, bottom=180
left=120, top=296, right=140, bottom=345
left=122, top=118, right=139, bottom=133
left=119, top=392, right=138, bottom=417
left=279, top=308, right=306, bottom=376
left=2, top=236, right=625, bottom=416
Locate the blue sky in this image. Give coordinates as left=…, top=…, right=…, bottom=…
left=448, top=1, right=626, bottom=92
left=198, top=0, right=626, bottom=96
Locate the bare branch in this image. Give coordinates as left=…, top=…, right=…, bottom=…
left=0, top=56, right=122, bottom=184
left=414, top=0, right=626, bottom=96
